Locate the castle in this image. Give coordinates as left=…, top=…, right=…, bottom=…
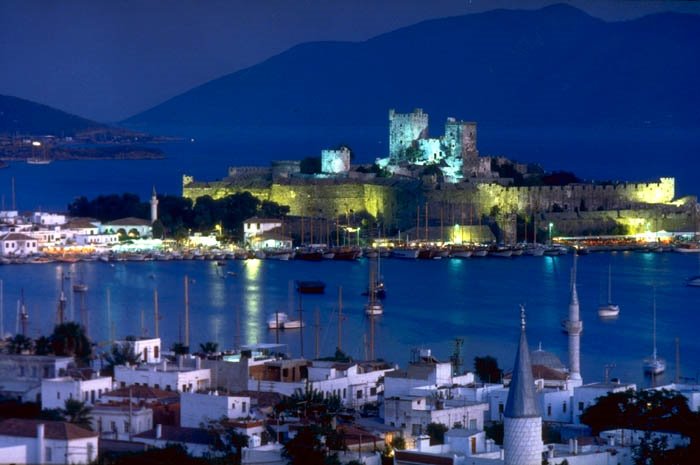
left=182, top=109, right=694, bottom=241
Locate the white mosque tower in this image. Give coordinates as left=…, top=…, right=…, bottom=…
left=150, top=186, right=159, bottom=223
left=566, top=253, right=583, bottom=386
left=504, top=305, right=543, bottom=465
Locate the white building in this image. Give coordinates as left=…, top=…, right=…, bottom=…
left=32, top=212, right=66, bottom=226
left=383, top=395, right=489, bottom=437
left=114, top=361, right=211, bottom=393
left=101, top=217, right=153, bottom=238
left=133, top=424, right=215, bottom=457
left=572, top=381, right=636, bottom=424
left=0, top=233, right=38, bottom=257
left=41, top=375, right=113, bottom=410
left=91, top=403, right=153, bottom=440
left=243, top=217, right=284, bottom=243
left=0, top=419, right=98, bottom=465
left=180, top=391, right=254, bottom=428
left=249, top=359, right=394, bottom=408
left=0, top=354, right=73, bottom=402
left=384, top=349, right=474, bottom=399
left=114, top=337, right=162, bottom=364
left=74, top=233, right=119, bottom=246
left=61, top=218, right=101, bottom=241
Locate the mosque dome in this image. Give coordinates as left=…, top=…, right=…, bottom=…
left=530, top=344, right=566, bottom=371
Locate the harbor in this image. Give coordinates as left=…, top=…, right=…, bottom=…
left=1, top=249, right=698, bottom=389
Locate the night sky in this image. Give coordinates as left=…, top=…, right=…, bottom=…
left=2, top=0, right=699, bottom=122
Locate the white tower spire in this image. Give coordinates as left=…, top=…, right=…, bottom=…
left=566, top=253, right=583, bottom=386
left=150, top=186, right=159, bottom=224
left=504, top=305, right=543, bottom=465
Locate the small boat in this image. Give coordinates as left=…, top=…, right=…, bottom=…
left=267, top=312, right=288, bottom=329
left=674, top=243, right=700, bottom=253
left=27, top=157, right=52, bottom=165
left=686, top=275, right=700, bottom=287
left=296, top=280, right=326, bottom=294
left=471, top=247, right=489, bottom=257
left=598, top=265, right=620, bottom=318
left=265, top=249, right=292, bottom=261
left=489, top=246, right=513, bottom=258
left=282, top=319, right=305, bottom=329
left=523, top=243, right=545, bottom=256
left=391, top=248, right=419, bottom=259
left=294, top=248, right=323, bottom=261
left=643, top=290, right=666, bottom=375
left=73, top=283, right=88, bottom=293
left=332, top=247, right=361, bottom=260
left=449, top=245, right=472, bottom=259
left=364, top=302, right=384, bottom=316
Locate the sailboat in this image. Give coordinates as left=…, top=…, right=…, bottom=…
left=597, top=264, right=619, bottom=318
left=643, top=290, right=666, bottom=375
left=364, top=265, right=383, bottom=316
left=363, top=252, right=386, bottom=299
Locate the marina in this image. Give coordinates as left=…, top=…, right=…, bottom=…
left=0, top=250, right=697, bottom=388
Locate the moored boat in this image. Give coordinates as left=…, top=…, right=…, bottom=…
left=391, top=248, right=419, bottom=259
left=296, top=280, right=326, bottom=294
left=267, top=312, right=288, bottom=329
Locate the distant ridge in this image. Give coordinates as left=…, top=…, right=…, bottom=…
left=124, top=4, right=700, bottom=135
left=0, top=94, right=104, bottom=136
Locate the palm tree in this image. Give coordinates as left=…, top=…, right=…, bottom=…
left=34, top=336, right=53, bottom=355
left=171, top=342, right=190, bottom=355
left=5, top=334, right=33, bottom=354
left=199, top=341, right=219, bottom=355
left=61, top=399, right=93, bottom=430
left=51, top=322, right=92, bottom=366
left=102, top=343, right=142, bottom=376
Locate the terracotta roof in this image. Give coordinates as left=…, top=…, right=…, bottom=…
left=106, top=217, right=151, bottom=226
left=0, top=418, right=97, bottom=440
left=0, top=232, right=34, bottom=241
left=106, top=385, right=180, bottom=401
left=134, top=425, right=214, bottom=445
left=63, top=218, right=100, bottom=229
left=395, top=451, right=453, bottom=465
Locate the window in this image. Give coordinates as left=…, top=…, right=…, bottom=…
left=19, top=367, right=24, bottom=377
left=43, top=367, right=50, bottom=378
left=370, top=387, right=377, bottom=396
left=578, top=402, right=584, bottom=412
left=547, top=405, right=552, bottom=416
left=242, top=402, right=247, bottom=413
left=563, top=402, right=567, bottom=413
left=357, top=390, right=363, bottom=399
left=412, top=424, right=422, bottom=436
left=111, top=421, right=117, bottom=432
left=87, top=443, right=94, bottom=462
left=469, top=419, right=477, bottom=430
left=57, top=392, right=61, bottom=400
left=498, top=403, right=504, bottom=414
left=154, top=346, right=160, bottom=359
left=45, top=446, right=52, bottom=462
left=124, top=421, right=130, bottom=433
left=343, top=388, right=346, bottom=399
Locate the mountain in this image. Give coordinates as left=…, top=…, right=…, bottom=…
left=0, top=94, right=104, bottom=136
left=124, top=4, right=700, bottom=136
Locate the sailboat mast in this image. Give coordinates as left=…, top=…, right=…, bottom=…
left=184, top=275, right=190, bottom=349
left=608, top=264, right=612, bottom=304
left=153, top=288, right=159, bottom=338
left=337, top=286, right=343, bottom=351
left=652, top=289, right=657, bottom=359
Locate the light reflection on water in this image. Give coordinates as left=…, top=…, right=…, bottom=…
left=0, top=252, right=699, bottom=387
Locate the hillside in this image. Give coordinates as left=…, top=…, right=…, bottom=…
left=124, top=5, right=700, bottom=135
left=0, top=94, right=104, bottom=136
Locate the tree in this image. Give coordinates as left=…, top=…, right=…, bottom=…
left=102, top=343, right=142, bottom=376
left=474, top=356, right=502, bottom=383
left=199, top=342, right=219, bottom=355
left=34, top=336, right=53, bottom=355
left=61, top=399, right=93, bottom=430
left=171, top=342, right=190, bottom=355
left=5, top=334, right=33, bottom=354
left=204, top=418, right=249, bottom=465
left=282, top=425, right=328, bottom=465
left=152, top=219, right=165, bottom=238
left=258, top=200, right=290, bottom=219
left=50, top=322, right=92, bottom=366
left=390, top=436, right=406, bottom=450
left=426, top=422, right=448, bottom=445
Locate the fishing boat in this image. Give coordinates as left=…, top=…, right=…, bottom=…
left=598, top=265, right=620, bottom=318
left=643, top=291, right=666, bottom=375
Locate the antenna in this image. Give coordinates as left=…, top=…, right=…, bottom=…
left=298, top=290, right=304, bottom=358
left=184, top=275, right=190, bottom=349
left=153, top=288, right=159, bottom=338
left=675, top=337, right=681, bottom=384
left=11, top=176, right=15, bottom=211
left=337, top=286, right=343, bottom=351
left=604, top=363, right=616, bottom=384
left=314, top=307, right=320, bottom=359
left=450, top=338, right=464, bottom=376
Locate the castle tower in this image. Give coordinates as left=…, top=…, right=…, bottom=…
left=504, top=305, right=543, bottom=465
left=566, top=253, right=583, bottom=386
left=150, top=186, right=159, bottom=223
left=388, top=108, right=429, bottom=161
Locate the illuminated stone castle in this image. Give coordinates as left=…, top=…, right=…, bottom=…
left=182, top=109, right=693, bottom=240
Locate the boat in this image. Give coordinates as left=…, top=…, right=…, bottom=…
left=686, top=275, right=700, bottom=287
left=331, top=246, right=361, bottom=260
left=523, top=243, right=545, bottom=256
left=72, top=283, right=88, bottom=293
left=598, top=264, right=620, bottom=318
left=26, top=157, right=52, bottom=165
left=294, top=247, right=324, bottom=261
left=489, top=245, right=513, bottom=258
left=471, top=246, right=489, bottom=257
left=449, top=245, right=472, bottom=259
left=282, top=319, right=305, bottom=329
left=264, top=249, right=293, bottom=261
left=673, top=243, right=700, bottom=253
left=267, top=312, right=288, bottom=329
left=643, top=291, right=666, bottom=375
left=296, top=280, right=326, bottom=294
left=364, top=267, right=384, bottom=316
left=391, top=247, right=419, bottom=259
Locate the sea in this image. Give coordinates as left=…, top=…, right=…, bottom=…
left=0, top=127, right=699, bottom=388
left=1, top=251, right=699, bottom=389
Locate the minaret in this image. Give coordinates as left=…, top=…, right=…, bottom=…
left=504, top=305, right=542, bottom=465
left=566, top=253, right=583, bottom=386
left=150, top=186, right=158, bottom=223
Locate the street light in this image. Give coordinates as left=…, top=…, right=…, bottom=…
left=548, top=222, right=554, bottom=245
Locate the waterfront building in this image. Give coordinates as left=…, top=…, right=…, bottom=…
left=180, top=391, right=256, bottom=428
left=100, top=217, right=153, bottom=239
left=91, top=403, right=153, bottom=440
left=132, top=424, right=215, bottom=457
left=114, top=358, right=210, bottom=393
left=0, top=354, right=73, bottom=402
left=0, top=419, right=98, bottom=465
left=40, top=373, right=113, bottom=410
left=243, top=217, right=284, bottom=243
left=114, top=337, right=162, bottom=364
left=248, top=358, right=394, bottom=409
left=0, top=232, right=38, bottom=257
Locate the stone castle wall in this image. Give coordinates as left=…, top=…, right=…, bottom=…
left=389, top=108, right=429, bottom=160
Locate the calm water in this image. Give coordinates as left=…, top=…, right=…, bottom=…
left=2, top=252, right=699, bottom=388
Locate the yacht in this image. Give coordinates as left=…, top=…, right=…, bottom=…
left=267, top=312, right=288, bottom=329
left=598, top=265, right=620, bottom=318
left=686, top=275, right=700, bottom=287
left=643, top=292, right=665, bottom=376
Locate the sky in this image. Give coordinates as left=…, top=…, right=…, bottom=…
left=2, top=0, right=700, bottom=122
